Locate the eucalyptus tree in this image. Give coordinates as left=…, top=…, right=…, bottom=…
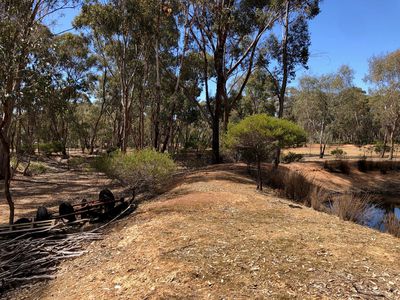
left=330, top=87, right=373, bottom=145
left=185, top=0, right=286, bottom=163
left=367, top=50, right=400, bottom=160
left=256, top=0, right=320, bottom=166
left=292, top=75, right=332, bottom=158
left=0, top=0, right=78, bottom=224
left=262, top=0, right=320, bottom=118
left=292, top=66, right=372, bottom=158
left=75, top=0, right=181, bottom=152
left=236, top=69, right=276, bottom=117
left=75, top=0, right=150, bottom=152
left=45, top=33, right=96, bottom=154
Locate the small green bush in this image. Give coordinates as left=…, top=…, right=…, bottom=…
left=18, top=143, right=35, bottom=155
left=69, top=156, right=86, bottom=168
left=29, top=162, right=47, bottom=175
left=281, top=152, right=304, bottom=164
left=373, top=141, right=390, bottom=154
left=39, top=142, right=64, bottom=155
left=92, top=149, right=177, bottom=192
left=330, top=148, right=346, bottom=159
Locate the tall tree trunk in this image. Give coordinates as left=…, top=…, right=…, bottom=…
left=90, top=69, right=107, bottom=154
left=138, top=88, right=145, bottom=150
left=0, top=134, right=14, bottom=224
left=389, top=127, right=396, bottom=160
left=153, top=6, right=162, bottom=151
left=273, top=0, right=290, bottom=167
left=212, top=39, right=226, bottom=164
left=381, top=129, right=388, bottom=158
left=256, top=155, right=263, bottom=191
left=319, top=121, right=326, bottom=158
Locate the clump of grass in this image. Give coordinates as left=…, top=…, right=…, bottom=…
left=330, top=193, right=374, bottom=225
left=323, top=160, right=351, bottom=175
left=29, top=162, right=47, bottom=175
left=383, top=213, right=400, bottom=237
left=92, top=149, right=177, bottom=193
left=282, top=171, right=313, bottom=202
left=265, top=169, right=312, bottom=203
left=69, top=156, right=86, bottom=168
left=307, top=187, right=333, bottom=212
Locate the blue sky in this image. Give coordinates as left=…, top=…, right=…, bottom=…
left=51, top=0, right=400, bottom=92
left=298, top=0, right=400, bottom=90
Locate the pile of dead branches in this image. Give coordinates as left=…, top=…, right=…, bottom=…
left=0, top=199, right=137, bottom=296
left=0, top=231, right=103, bottom=293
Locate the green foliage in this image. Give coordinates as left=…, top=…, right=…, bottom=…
left=92, top=149, right=176, bottom=192
left=281, top=152, right=304, bottom=164
left=330, top=148, right=346, bottom=159
left=373, top=141, right=390, bottom=154
left=225, top=114, right=307, bottom=161
left=39, top=142, right=64, bottom=156
left=29, top=162, right=47, bottom=175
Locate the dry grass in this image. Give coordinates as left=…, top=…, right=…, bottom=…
left=384, top=212, right=400, bottom=237
left=323, top=160, right=351, bottom=175
left=330, top=193, right=374, bottom=225
left=307, top=187, right=332, bottom=212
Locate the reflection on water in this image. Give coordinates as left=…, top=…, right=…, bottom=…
left=366, top=205, right=400, bottom=231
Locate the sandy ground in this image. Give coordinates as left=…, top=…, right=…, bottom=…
left=287, top=144, right=400, bottom=160
left=7, top=164, right=400, bottom=300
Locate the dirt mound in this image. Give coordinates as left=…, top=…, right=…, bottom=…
left=8, top=164, right=400, bottom=299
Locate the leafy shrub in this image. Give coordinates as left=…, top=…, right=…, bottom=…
left=29, top=162, right=47, bottom=175
left=374, top=141, right=390, bottom=154
left=225, top=114, right=306, bottom=190
left=69, top=156, right=86, bottom=168
left=106, top=146, right=119, bottom=154
left=18, top=143, right=35, bottom=155
left=323, top=160, right=351, bottom=175
left=39, top=142, right=64, bottom=155
left=330, top=148, right=346, bottom=159
left=92, top=149, right=176, bottom=192
left=281, top=152, right=304, bottom=164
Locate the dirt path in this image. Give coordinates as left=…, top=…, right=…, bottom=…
left=8, top=164, right=400, bottom=299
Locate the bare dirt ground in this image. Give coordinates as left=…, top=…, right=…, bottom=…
left=287, top=144, right=400, bottom=160
left=8, top=164, right=400, bottom=300
left=0, top=157, right=124, bottom=223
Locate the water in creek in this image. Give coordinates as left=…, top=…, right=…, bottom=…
left=366, top=202, right=400, bottom=231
